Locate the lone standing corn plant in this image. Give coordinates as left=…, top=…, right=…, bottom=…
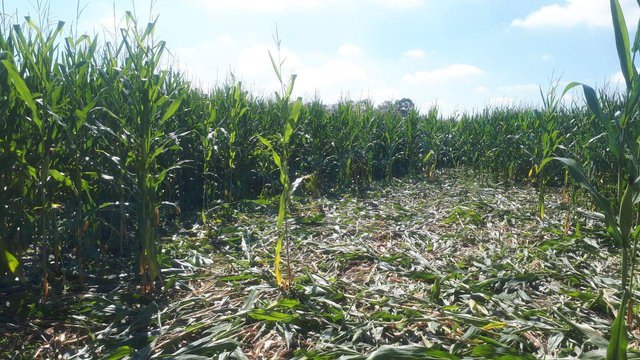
left=258, top=33, right=303, bottom=289
left=530, top=81, right=564, bottom=220
left=554, top=1, right=639, bottom=358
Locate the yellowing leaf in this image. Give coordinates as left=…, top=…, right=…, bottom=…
left=482, top=322, right=507, bottom=330
left=4, top=250, right=19, bottom=273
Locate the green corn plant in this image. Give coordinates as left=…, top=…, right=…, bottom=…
left=225, top=81, right=248, bottom=202
left=331, top=100, right=382, bottom=188
left=0, top=25, right=24, bottom=277
left=382, top=108, right=404, bottom=181
left=509, top=110, right=537, bottom=180
left=2, top=17, right=67, bottom=296
left=114, top=12, right=185, bottom=291
left=360, top=101, right=379, bottom=184
left=582, top=90, right=624, bottom=191
left=94, top=41, right=132, bottom=257
left=419, top=106, right=441, bottom=177
left=258, top=34, right=303, bottom=288
left=335, top=102, right=357, bottom=185
left=553, top=1, right=639, bottom=358
left=344, top=100, right=377, bottom=189
left=297, top=99, right=335, bottom=191
left=404, top=107, right=420, bottom=176
left=530, top=81, right=564, bottom=219
left=56, top=33, right=100, bottom=283
left=200, top=100, right=217, bottom=226
left=225, top=80, right=249, bottom=202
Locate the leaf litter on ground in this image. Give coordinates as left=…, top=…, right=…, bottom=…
left=2, top=168, right=639, bottom=359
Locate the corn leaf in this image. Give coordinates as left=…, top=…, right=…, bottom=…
left=103, top=346, right=135, bottom=360
left=1, top=60, right=41, bottom=129
left=607, top=293, right=629, bottom=360
left=285, top=74, right=297, bottom=99
left=277, top=192, right=286, bottom=229
left=258, top=135, right=283, bottom=171
left=554, top=157, right=620, bottom=241
left=268, top=50, right=282, bottom=85
left=290, top=97, right=303, bottom=124
left=161, top=97, right=183, bottom=123
left=274, top=232, right=284, bottom=286
left=563, top=82, right=604, bottom=121
left=365, top=345, right=459, bottom=360
left=4, top=250, right=19, bottom=273
left=248, top=309, right=297, bottom=323
left=554, top=309, right=609, bottom=349
left=610, top=0, right=635, bottom=91
left=49, top=169, right=74, bottom=189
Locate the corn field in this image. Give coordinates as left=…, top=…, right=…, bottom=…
left=2, top=2, right=640, bottom=359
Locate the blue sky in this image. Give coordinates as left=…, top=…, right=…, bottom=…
left=4, top=0, right=638, bottom=115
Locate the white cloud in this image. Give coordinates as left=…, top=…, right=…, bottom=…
left=78, top=14, right=123, bottom=35
left=512, top=0, right=639, bottom=28
left=474, top=86, right=489, bottom=94
left=403, top=49, right=427, bottom=59
left=609, top=70, right=632, bottom=90
left=173, top=39, right=369, bottom=104
left=173, top=35, right=243, bottom=87
left=562, top=92, right=577, bottom=106
left=497, top=83, right=540, bottom=93
left=402, top=64, right=483, bottom=83
left=187, top=0, right=327, bottom=13
left=237, top=46, right=278, bottom=76
left=372, top=0, right=424, bottom=9
left=96, top=15, right=119, bottom=30
left=338, top=44, right=363, bottom=58
left=215, top=35, right=235, bottom=47
left=297, top=59, right=367, bottom=90
left=541, top=54, right=554, bottom=61
left=364, top=86, right=400, bottom=104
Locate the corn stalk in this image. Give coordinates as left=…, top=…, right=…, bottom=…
left=258, top=33, right=304, bottom=288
